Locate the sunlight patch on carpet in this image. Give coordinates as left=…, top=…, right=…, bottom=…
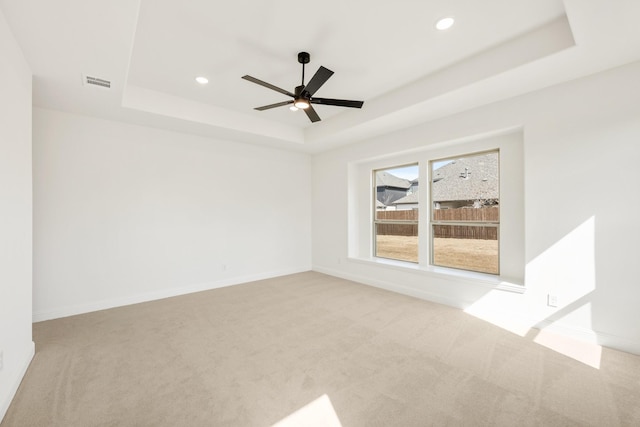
left=272, top=394, right=342, bottom=427
left=534, top=328, right=602, bottom=369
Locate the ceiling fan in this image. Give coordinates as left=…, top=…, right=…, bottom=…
left=241, top=51, right=364, bottom=123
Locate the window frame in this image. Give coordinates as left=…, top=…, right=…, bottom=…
left=428, top=150, right=501, bottom=275
left=372, top=163, right=419, bottom=263
left=349, top=130, right=524, bottom=288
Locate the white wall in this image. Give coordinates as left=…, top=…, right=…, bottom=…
left=0, top=9, right=34, bottom=422
left=312, top=60, right=640, bottom=355
left=33, top=108, right=312, bottom=320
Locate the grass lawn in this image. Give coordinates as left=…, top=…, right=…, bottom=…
left=375, top=235, right=498, bottom=274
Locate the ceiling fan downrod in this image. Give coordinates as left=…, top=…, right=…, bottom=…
left=298, top=51, right=310, bottom=86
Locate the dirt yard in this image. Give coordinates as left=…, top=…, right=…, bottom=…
left=375, top=235, right=498, bottom=274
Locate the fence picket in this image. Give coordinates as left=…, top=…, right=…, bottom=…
left=376, top=207, right=499, bottom=240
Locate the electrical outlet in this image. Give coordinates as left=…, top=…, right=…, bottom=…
left=547, top=294, right=558, bottom=307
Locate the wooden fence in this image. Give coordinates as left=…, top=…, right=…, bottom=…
left=433, top=207, right=499, bottom=222
left=432, top=224, right=497, bottom=240
left=375, top=210, right=419, bottom=237
left=376, top=207, right=498, bottom=240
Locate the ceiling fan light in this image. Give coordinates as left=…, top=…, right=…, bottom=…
left=289, top=105, right=299, bottom=111
left=294, top=99, right=310, bottom=109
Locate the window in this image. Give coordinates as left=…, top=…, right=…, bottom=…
left=370, top=151, right=500, bottom=275
left=354, top=131, right=522, bottom=283
left=373, top=164, right=419, bottom=262
left=430, top=151, right=499, bottom=274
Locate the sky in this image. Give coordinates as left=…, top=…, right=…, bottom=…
left=386, top=160, right=451, bottom=181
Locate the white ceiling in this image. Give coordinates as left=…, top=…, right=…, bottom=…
left=2, top=0, right=640, bottom=153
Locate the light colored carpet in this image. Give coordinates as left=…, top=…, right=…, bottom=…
left=3, top=272, right=640, bottom=426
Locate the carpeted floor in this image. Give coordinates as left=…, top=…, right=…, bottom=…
left=3, top=272, right=640, bottom=426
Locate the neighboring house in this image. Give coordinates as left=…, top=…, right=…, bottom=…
left=432, top=152, right=499, bottom=209
left=375, top=171, right=412, bottom=205
left=390, top=153, right=500, bottom=210
left=376, top=199, right=387, bottom=210
left=409, top=178, right=419, bottom=194
left=392, top=191, right=419, bottom=210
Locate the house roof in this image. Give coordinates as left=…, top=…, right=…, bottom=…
left=375, top=171, right=411, bottom=190
left=431, top=152, right=499, bottom=202
left=393, top=192, right=419, bottom=205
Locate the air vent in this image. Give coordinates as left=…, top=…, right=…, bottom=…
left=83, top=74, right=111, bottom=89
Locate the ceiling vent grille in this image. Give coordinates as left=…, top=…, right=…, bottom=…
left=83, top=75, right=111, bottom=89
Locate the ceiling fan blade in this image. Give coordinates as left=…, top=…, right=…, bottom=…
left=242, top=75, right=295, bottom=97
left=254, top=100, right=294, bottom=111
left=303, top=105, right=321, bottom=123
left=311, top=97, right=364, bottom=108
left=302, top=66, right=334, bottom=96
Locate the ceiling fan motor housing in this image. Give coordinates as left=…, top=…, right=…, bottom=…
left=295, top=85, right=310, bottom=99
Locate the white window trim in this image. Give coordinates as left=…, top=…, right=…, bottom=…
left=373, top=163, right=419, bottom=263
left=348, top=129, right=524, bottom=290
left=429, top=149, right=500, bottom=275
left=346, top=256, right=525, bottom=293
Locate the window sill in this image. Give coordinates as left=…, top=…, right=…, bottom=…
left=347, top=256, right=525, bottom=293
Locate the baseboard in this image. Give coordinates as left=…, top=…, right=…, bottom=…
left=314, top=265, right=640, bottom=356
left=313, top=264, right=472, bottom=310
left=0, top=341, right=35, bottom=423
left=33, top=266, right=311, bottom=322
left=534, top=319, right=640, bottom=356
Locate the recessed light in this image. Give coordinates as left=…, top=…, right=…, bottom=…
left=195, top=76, right=209, bottom=85
left=435, top=16, right=455, bottom=31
